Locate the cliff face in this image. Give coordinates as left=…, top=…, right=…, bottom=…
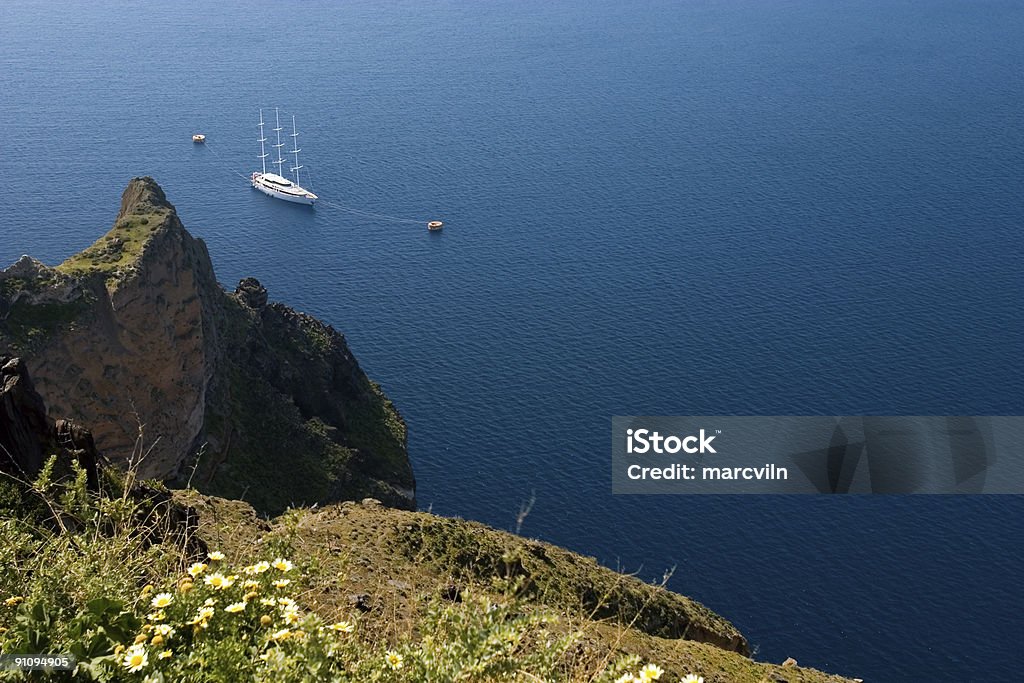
left=0, top=181, right=219, bottom=478
left=0, top=178, right=414, bottom=514
left=0, top=355, right=99, bottom=490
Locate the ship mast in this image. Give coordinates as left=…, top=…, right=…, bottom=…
left=289, top=115, right=303, bottom=188
left=272, top=108, right=286, bottom=177
left=257, top=109, right=268, bottom=174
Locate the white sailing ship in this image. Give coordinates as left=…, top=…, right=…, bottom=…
left=251, top=108, right=318, bottom=205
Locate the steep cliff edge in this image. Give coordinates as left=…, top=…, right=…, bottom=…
left=0, top=362, right=857, bottom=681
left=0, top=178, right=414, bottom=514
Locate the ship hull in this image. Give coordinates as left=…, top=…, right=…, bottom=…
left=251, top=173, right=317, bottom=206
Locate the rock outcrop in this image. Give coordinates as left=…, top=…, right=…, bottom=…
left=0, top=180, right=218, bottom=478
left=0, top=178, right=414, bottom=514
left=0, top=355, right=100, bottom=490
left=1, top=356, right=204, bottom=553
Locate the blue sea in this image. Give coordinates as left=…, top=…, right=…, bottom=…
left=2, top=1, right=1022, bottom=680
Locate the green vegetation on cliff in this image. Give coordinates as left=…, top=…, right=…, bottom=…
left=0, top=262, right=95, bottom=355
left=56, top=212, right=169, bottom=280
left=189, top=287, right=414, bottom=514
left=0, top=463, right=855, bottom=683
left=56, top=176, right=175, bottom=284
left=0, top=297, right=91, bottom=354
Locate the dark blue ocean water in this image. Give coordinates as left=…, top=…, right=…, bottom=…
left=2, top=1, right=1023, bottom=680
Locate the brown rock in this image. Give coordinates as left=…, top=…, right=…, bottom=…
left=1, top=178, right=415, bottom=515
left=235, top=277, right=268, bottom=311
left=0, top=355, right=99, bottom=490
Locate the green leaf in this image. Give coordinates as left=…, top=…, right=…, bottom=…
left=89, top=631, right=114, bottom=658
left=86, top=597, right=122, bottom=617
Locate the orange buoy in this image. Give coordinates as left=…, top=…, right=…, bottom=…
left=427, top=221, right=443, bottom=231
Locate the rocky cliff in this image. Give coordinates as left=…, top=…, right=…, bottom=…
left=0, top=178, right=414, bottom=514
left=0, top=355, right=100, bottom=491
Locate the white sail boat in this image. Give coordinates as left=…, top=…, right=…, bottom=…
left=251, top=108, right=318, bottom=205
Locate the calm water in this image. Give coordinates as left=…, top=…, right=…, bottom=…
left=2, top=1, right=1023, bottom=679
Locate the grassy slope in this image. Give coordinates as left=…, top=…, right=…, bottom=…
left=178, top=491, right=858, bottom=683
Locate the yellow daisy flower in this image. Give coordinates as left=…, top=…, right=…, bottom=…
left=187, top=606, right=216, bottom=626
left=639, top=664, right=664, bottom=681
left=122, top=644, right=148, bottom=672
left=187, top=562, right=208, bottom=578
left=204, top=573, right=234, bottom=590
left=328, top=621, right=355, bottom=633
left=385, top=651, right=404, bottom=670
left=150, top=593, right=173, bottom=609
left=208, top=551, right=226, bottom=561
left=225, top=602, right=246, bottom=614
left=272, top=558, right=293, bottom=572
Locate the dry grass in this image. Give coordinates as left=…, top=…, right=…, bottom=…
left=174, top=491, right=860, bottom=683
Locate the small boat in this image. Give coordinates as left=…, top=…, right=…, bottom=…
left=251, top=108, right=317, bottom=206
left=192, top=134, right=206, bottom=143
left=427, top=221, right=444, bottom=231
